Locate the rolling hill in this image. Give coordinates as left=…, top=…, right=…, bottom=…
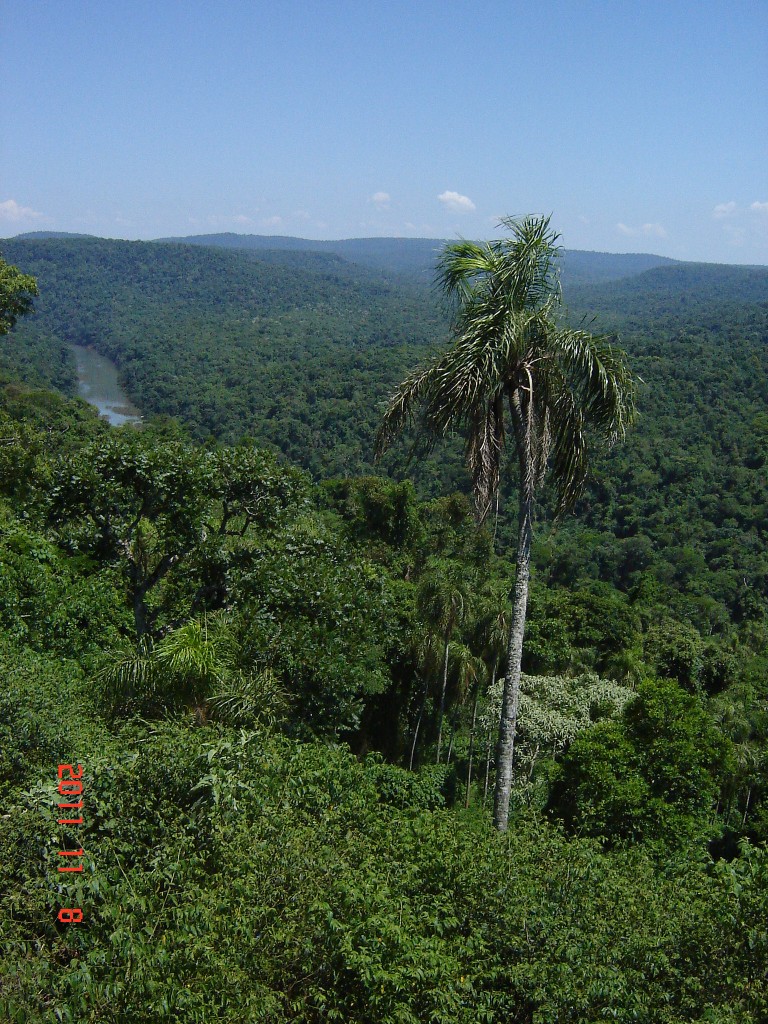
left=154, top=230, right=680, bottom=287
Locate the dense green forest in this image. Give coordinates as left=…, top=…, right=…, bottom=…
left=1, top=236, right=767, bottom=1020
left=3, top=234, right=767, bottom=632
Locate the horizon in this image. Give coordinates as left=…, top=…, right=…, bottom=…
left=2, top=2, right=766, bottom=266
left=5, top=227, right=767, bottom=269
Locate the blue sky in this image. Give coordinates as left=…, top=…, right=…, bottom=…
left=1, top=0, right=766, bottom=263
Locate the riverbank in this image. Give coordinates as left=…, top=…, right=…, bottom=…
left=71, top=344, right=141, bottom=426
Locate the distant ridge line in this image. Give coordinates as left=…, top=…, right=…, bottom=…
left=149, top=232, right=680, bottom=286
left=7, top=232, right=765, bottom=289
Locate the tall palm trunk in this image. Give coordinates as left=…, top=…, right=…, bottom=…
left=493, top=490, right=533, bottom=832
left=375, top=216, right=637, bottom=832
left=465, top=682, right=480, bottom=808
left=483, top=664, right=497, bottom=807
left=435, top=636, right=450, bottom=763
left=446, top=726, right=455, bottom=765
left=408, top=677, right=428, bottom=771
left=483, top=728, right=493, bottom=807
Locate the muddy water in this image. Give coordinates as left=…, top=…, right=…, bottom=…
left=71, top=345, right=142, bottom=426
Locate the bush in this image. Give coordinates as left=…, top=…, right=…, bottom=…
left=548, top=677, right=734, bottom=849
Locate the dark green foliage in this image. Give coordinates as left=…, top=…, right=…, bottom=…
left=1, top=236, right=454, bottom=482
left=47, top=431, right=308, bottom=638
left=0, top=506, right=127, bottom=659
left=548, top=678, right=734, bottom=849
left=153, top=232, right=679, bottom=286
left=2, top=720, right=766, bottom=1022
left=644, top=620, right=705, bottom=690
left=4, top=234, right=768, bottom=636
left=524, top=583, right=642, bottom=674
left=321, top=476, right=425, bottom=556
left=233, top=525, right=402, bottom=735
left=153, top=230, right=450, bottom=281
left=0, top=645, right=110, bottom=789
left=0, top=380, right=107, bottom=449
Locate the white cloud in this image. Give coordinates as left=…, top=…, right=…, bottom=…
left=0, top=198, right=43, bottom=223
left=616, top=221, right=667, bottom=239
left=438, top=190, right=476, bottom=213
left=713, top=201, right=736, bottom=219
left=371, top=191, right=391, bottom=209
left=261, top=215, right=284, bottom=229
left=711, top=203, right=768, bottom=251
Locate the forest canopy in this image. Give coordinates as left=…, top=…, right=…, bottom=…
left=0, top=235, right=767, bottom=1020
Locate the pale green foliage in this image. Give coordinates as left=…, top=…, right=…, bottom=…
left=482, top=670, right=634, bottom=747
left=154, top=616, right=234, bottom=693
left=481, top=671, right=634, bottom=803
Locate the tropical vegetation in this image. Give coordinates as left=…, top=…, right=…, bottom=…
left=0, top=230, right=766, bottom=1020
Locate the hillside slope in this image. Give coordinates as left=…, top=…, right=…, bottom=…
left=0, top=235, right=450, bottom=478
left=2, top=233, right=767, bottom=631
left=155, top=230, right=680, bottom=286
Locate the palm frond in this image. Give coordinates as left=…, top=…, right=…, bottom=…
left=496, top=213, right=562, bottom=310
left=465, top=394, right=505, bottom=522
left=154, top=616, right=234, bottom=692
left=416, top=560, right=474, bottom=633
left=435, top=240, right=500, bottom=302
left=208, top=668, right=289, bottom=728
left=551, top=327, right=637, bottom=442
left=548, top=383, right=589, bottom=514
left=409, top=630, right=445, bottom=701
left=97, top=637, right=157, bottom=716
left=374, top=359, right=448, bottom=459
left=447, top=641, right=485, bottom=703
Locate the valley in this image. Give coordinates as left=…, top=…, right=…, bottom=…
left=1, top=230, right=767, bottom=1021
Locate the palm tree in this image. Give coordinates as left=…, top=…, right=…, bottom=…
left=376, top=214, right=636, bottom=831
left=407, top=627, right=443, bottom=770
left=416, top=560, right=474, bottom=762
left=100, top=613, right=287, bottom=726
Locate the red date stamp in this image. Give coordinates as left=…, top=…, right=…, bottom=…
left=56, top=763, right=84, bottom=924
